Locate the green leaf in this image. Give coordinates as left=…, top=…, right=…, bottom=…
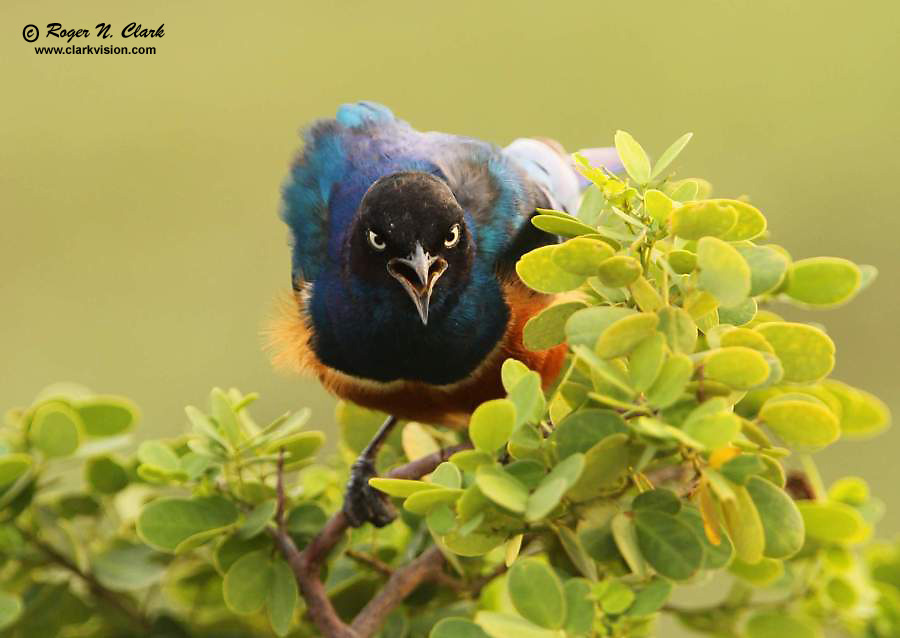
left=633, top=489, right=681, bottom=515
left=526, top=478, right=567, bottom=522
left=210, top=388, right=241, bottom=445
left=449, top=450, right=494, bottom=472
left=626, top=579, right=672, bottom=616
left=267, top=431, right=325, bottom=467
left=508, top=372, right=545, bottom=427
left=668, top=179, right=701, bottom=201
left=475, top=465, right=528, bottom=513
left=215, top=533, right=271, bottom=573
left=697, top=236, right=751, bottom=307
left=683, top=411, right=741, bottom=450
left=703, top=346, right=770, bottom=390
left=563, top=578, right=595, bottom=634
left=721, top=485, right=765, bottom=564
left=735, top=244, right=790, bottom=296
left=469, top=399, right=516, bottom=453
left=646, top=354, right=694, bottom=409
left=556, top=526, right=598, bottom=581
left=754, top=322, right=835, bottom=383
left=745, top=612, right=822, bottom=638
left=404, top=487, right=463, bottom=515
left=595, top=313, right=659, bottom=359
left=633, top=510, right=703, bottom=581
left=670, top=200, right=737, bottom=240
left=615, top=130, right=651, bottom=183
left=597, top=580, right=635, bottom=614
left=678, top=507, right=733, bottom=569
left=785, top=257, right=861, bottom=306
left=0, top=592, right=23, bottom=631
left=720, top=454, right=766, bottom=485
left=92, top=542, right=166, bottom=592
left=822, top=379, right=891, bottom=438
left=628, top=276, right=664, bottom=312
left=552, top=238, right=615, bottom=275
left=427, top=503, right=456, bottom=535
left=717, top=200, right=767, bottom=241
left=368, top=478, right=439, bottom=498
left=759, top=393, right=840, bottom=447
left=729, top=557, right=784, bottom=585
left=267, top=559, right=297, bottom=636
left=629, top=334, right=667, bottom=392
left=431, top=461, right=462, bottom=488
left=30, top=403, right=81, bottom=458
left=553, top=409, right=627, bottom=459
left=431, top=618, right=492, bottom=638
left=523, top=301, right=587, bottom=350
left=595, top=255, right=642, bottom=287
left=644, top=189, right=675, bottom=224
left=566, top=306, right=635, bottom=349
left=532, top=214, right=599, bottom=238
left=612, top=512, right=649, bottom=578
left=475, top=612, right=561, bottom=638
left=501, top=358, right=531, bottom=392
left=504, top=460, right=547, bottom=490
left=718, top=297, right=757, bottom=327
left=137, top=441, right=180, bottom=473
left=239, top=499, right=277, bottom=539
left=507, top=558, right=567, bottom=629
left=85, top=456, right=129, bottom=494
left=0, top=454, right=32, bottom=487
left=798, top=501, right=868, bottom=544
left=657, top=307, right=698, bottom=354
left=223, top=550, right=270, bottom=615
left=516, top=246, right=587, bottom=294
left=668, top=249, right=698, bottom=274
left=75, top=397, right=139, bottom=437
left=567, top=434, right=629, bottom=502
left=137, top=495, right=239, bottom=553
left=746, top=476, right=804, bottom=558
left=651, top=132, right=693, bottom=179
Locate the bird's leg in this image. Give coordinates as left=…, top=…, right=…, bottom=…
left=342, top=415, right=399, bottom=528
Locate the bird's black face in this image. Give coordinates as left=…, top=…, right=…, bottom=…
left=347, top=172, right=473, bottom=325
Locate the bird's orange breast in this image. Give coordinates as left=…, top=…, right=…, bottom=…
left=268, top=279, right=566, bottom=428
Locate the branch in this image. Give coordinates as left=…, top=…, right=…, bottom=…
left=17, top=525, right=150, bottom=630
left=351, top=546, right=444, bottom=637
left=271, top=442, right=471, bottom=638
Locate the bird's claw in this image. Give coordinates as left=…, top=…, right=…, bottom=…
left=342, top=458, right=396, bottom=528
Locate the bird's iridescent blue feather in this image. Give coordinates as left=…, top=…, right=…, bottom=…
left=280, top=102, right=591, bottom=384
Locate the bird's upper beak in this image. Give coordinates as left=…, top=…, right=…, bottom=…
left=387, top=242, right=448, bottom=325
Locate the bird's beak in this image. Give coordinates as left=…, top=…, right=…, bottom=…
left=387, top=243, right=448, bottom=325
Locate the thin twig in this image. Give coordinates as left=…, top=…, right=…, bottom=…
left=275, top=447, right=286, bottom=530
left=17, top=525, right=150, bottom=630
left=270, top=442, right=472, bottom=638
left=345, top=549, right=394, bottom=577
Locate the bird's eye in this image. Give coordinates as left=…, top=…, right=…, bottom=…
left=367, top=230, right=386, bottom=251
left=444, top=224, right=461, bottom=248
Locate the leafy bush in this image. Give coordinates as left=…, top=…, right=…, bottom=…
left=0, top=132, right=895, bottom=638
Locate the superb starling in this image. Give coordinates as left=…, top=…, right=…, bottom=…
left=273, top=101, right=618, bottom=526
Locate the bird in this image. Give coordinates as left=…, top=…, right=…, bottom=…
left=271, top=101, right=618, bottom=526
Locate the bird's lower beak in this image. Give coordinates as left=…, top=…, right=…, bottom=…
left=387, top=243, right=448, bottom=325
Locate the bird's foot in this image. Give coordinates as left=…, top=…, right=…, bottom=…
left=342, top=457, right=396, bottom=528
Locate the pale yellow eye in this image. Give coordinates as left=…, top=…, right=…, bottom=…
left=444, top=224, right=461, bottom=248
left=367, top=230, right=386, bottom=251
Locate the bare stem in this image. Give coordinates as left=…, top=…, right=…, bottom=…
left=270, top=442, right=471, bottom=638
left=17, top=525, right=150, bottom=630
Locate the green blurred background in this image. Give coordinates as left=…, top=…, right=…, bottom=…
left=2, top=1, right=897, bottom=628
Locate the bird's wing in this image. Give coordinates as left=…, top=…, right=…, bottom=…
left=281, top=101, right=418, bottom=285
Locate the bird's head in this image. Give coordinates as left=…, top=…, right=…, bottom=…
left=346, top=172, right=473, bottom=325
